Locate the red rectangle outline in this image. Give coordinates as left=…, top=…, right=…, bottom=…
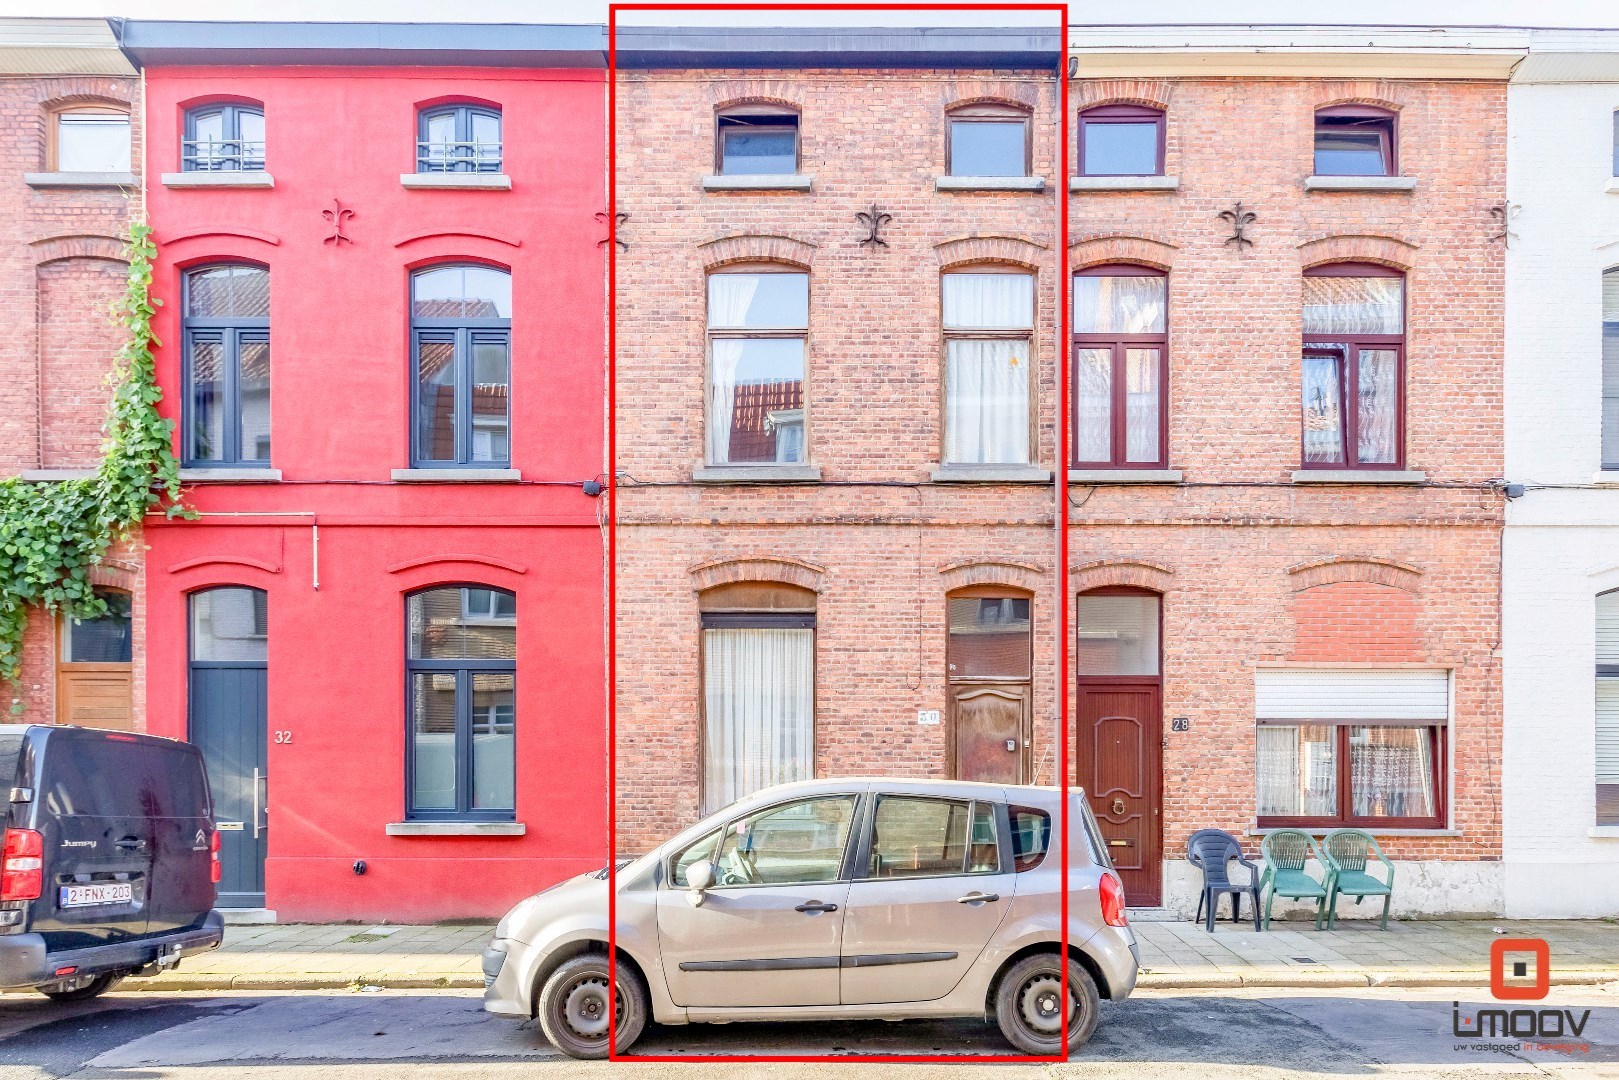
left=608, top=1, right=1071, bottom=1064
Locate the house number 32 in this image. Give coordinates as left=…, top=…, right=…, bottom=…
left=273, top=730, right=293, bottom=744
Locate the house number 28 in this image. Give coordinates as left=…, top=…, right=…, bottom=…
left=273, top=730, right=293, bottom=744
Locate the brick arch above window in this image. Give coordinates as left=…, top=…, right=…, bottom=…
left=88, top=563, right=139, bottom=593
left=1310, top=80, right=1407, bottom=113
left=1287, top=556, right=1422, bottom=593
left=688, top=555, right=824, bottom=594
left=1073, top=78, right=1172, bottom=112
left=941, top=81, right=1040, bottom=112
left=1070, top=234, right=1177, bottom=272
left=1071, top=559, right=1173, bottom=594
left=698, top=234, right=817, bottom=272
left=937, top=559, right=1045, bottom=594
left=935, top=235, right=1046, bottom=272
left=40, top=88, right=134, bottom=113
left=1297, top=233, right=1418, bottom=272
left=29, top=233, right=127, bottom=266
left=709, top=80, right=806, bottom=111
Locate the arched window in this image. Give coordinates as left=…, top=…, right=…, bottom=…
left=183, top=264, right=271, bottom=467
left=942, top=268, right=1035, bottom=466
left=1072, top=266, right=1168, bottom=468
left=406, top=585, right=516, bottom=820
left=716, top=104, right=800, bottom=176
left=699, top=582, right=815, bottom=813
left=410, top=265, right=512, bottom=468
left=1314, top=105, right=1397, bottom=177
left=947, top=587, right=1032, bottom=784
left=417, top=104, right=502, bottom=174
left=946, top=102, right=1031, bottom=178
left=183, top=102, right=265, bottom=172
left=1301, top=263, right=1405, bottom=470
left=1598, top=590, right=1619, bottom=826
left=1603, top=267, right=1618, bottom=470
left=1078, top=104, right=1164, bottom=177
left=48, top=103, right=130, bottom=173
left=705, top=266, right=808, bottom=468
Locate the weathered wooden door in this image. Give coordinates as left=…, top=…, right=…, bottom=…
left=951, top=684, right=1029, bottom=783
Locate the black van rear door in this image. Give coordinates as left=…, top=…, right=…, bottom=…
left=143, top=742, right=215, bottom=936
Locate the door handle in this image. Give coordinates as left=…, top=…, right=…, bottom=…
left=793, top=901, right=838, bottom=914
left=252, top=767, right=265, bottom=840
left=956, top=892, right=1000, bottom=904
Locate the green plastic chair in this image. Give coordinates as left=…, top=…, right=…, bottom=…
left=1321, top=828, right=1395, bottom=930
left=1258, top=830, right=1330, bottom=930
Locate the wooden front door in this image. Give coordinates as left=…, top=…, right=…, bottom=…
left=951, top=684, right=1028, bottom=784
left=1076, top=684, right=1162, bottom=905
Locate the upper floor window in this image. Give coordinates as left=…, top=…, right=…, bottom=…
left=706, top=269, right=808, bottom=467
left=947, top=103, right=1030, bottom=178
left=418, top=104, right=502, bottom=174
left=1598, top=590, right=1619, bottom=827
left=411, top=265, right=512, bottom=467
left=183, top=103, right=265, bottom=172
left=1301, top=264, right=1405, bottom=470
left=183, top=264, right=271, bottom=467
left=1611, top=109, right=1617, bottom=177
left=1072, top=266, right=1168, bottom=468
left=716, top=106, right=799, bottom=175
left=1604, top=268, right=1619, bottom=470
left=51, top=106, right=130, bottom=173
left=1078, top=104, right=1163, bottom=177
left=1314, top=105, right=1396, bottom=177
left=942, top=269, right=1034, bottom=465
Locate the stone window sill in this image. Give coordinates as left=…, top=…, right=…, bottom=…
left=1248, top=826, right=1460, bottom=838
left=392, top=468, right=521, bottom=482
left=1590, top=826, right=1619, bottom=838
left=1593, top=471, right=1619, bottom=485
left=935, top=175, right=1047, bottom=193
left=18, top=468, right=96, bottom=482
left=24, top=172, right=136, bottom=189
left=692, top=464, right=822, bottom=483
left=1069, top=175, right=1179, bottom=192
left=1291, top=469, right=1426, bottom=485
left=1069, top=468, right=1183, bottom=485
left=180, top=468, right=283, bottom=483
left=385, top=821, right=525, bottom=837
left=1304, top=175, right=1417, bottom=193
left=931, top=465, right=1052, bottom=483
left=399, top=173, right=512, bottom=191
left=702, top=174, right=814, bottom=192
left=161, top=171, right=275, bottom=189
left=1605, top=179, right=1619, bottom=194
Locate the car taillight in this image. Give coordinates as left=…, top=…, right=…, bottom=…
left=1099, top=871, right=1128, bottom=927
left=1, top=829, right=44, bottom=902
left=209, top=831, right=222, bottom=884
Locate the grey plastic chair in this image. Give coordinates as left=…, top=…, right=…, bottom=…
left=1186, top=829, right=1260, bottom=932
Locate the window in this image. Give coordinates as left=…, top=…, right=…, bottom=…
left=1074, top=592, right=1159, bottom=676
left=716, top=107, right=799, bottom=175
left=411, top=265, right=511, bottom=467
left=418, top=104, right=502, bottom=173
left=943, top=270, right=1034, bottom=465
left=710, top=795, right=857, bottom=887
left=947, top=103, right=1030, bottom=177
left=183, top=264, right=271, bottom=467
left=1314, top=106, right=1396, bottom=177
left=60, top=587, right=132, bottom=664
left=51, top=106, right=130, bottom=173
left=1613, top=110, right=1618, bottom=177
left=406, top=586, right=516, bottom=820
left=1073, top=267, right=1167, bottom=467
left=1255, top=668, right=1447, bottom=829
left=1078, top=104, right=1163, bottom=177
left=1301, top=264, right=1405, bottom=469
left=183, top=103, right=265, bottom=172
left=867, top=796, right=998, bottom=878
left=700, top=582, right=816, bottom=814
left=706, top=270, right=808, bottom=467
left=1597, top=591, right=1619, bottom=826
left=190, top=586, right=268, bottom=662
left=1604, top=268, right=1619, bottom=470
left=1008, top=805, right=1050, bottom=871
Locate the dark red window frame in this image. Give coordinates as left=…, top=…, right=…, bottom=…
left=1077, top=103, right=1165, bottom=177
left=1300, top=261, right=1406, bottom=471
left=1072, top=264, right=1168, bottom=469
left=1257, top=722, right=1447, bottom=831
left=1314, top=104, right=1398, bottom=177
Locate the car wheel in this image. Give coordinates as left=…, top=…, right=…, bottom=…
left=36, top=973, right=123, bottom=1003
left=536, top=952, right=647, bottom=1059
left=993, top=953, right=1100, bottom=1055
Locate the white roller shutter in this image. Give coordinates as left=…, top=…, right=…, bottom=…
left=1255, top=668, right=1449, bottom=723
left=1597, top=679, right=1619, bottom=786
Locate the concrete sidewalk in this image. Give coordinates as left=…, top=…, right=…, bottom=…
left=108, top=917, right=1619, bottom=993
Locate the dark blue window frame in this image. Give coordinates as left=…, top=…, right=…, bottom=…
left=182, top=265, right=271, bottom=468
left=417, top=104, right=503, bottom=173
left=183, top=103, right=265, bottom=172
left=409, top=266, right=512, bottom=469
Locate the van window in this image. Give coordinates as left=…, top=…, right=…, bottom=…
left=42, top=736, right=209, bottom=819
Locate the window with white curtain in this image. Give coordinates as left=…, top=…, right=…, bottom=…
left=1072, top=268, right=1167, bottom=468
left=707, top=270, right=808, bottom=467
left=942, top=271, right=1034, bottom=465
left=1300, top=265, right=1405, bottom=470
left=1597, top=590, right=1619, bottom=826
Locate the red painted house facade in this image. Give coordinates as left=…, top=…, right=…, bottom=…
left=123, top=22, right=608, bottom=921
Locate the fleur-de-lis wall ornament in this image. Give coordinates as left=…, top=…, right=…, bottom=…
left=1489, top=204, right=1513, bottom=246
left=322, top=200, right=354, bottom=245
left=595, top=211, right=629, bottom=252
left=856, top=204, right=893, bottom=247
left=1219, top=202, right=1256, bottom=250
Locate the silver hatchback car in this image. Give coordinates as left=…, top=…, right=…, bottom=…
left=483, top=778, right=1139, bottom=1058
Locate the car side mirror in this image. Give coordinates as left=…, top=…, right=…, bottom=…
left=686, top=859, right=715, bottom=906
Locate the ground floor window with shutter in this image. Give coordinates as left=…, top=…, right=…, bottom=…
left=1597, top=590, right=1619, bottom=826
left=1255, top=668, right=1448, bottom=829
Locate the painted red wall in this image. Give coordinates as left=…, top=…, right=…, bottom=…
left=141, top=65, right=606, bottom=921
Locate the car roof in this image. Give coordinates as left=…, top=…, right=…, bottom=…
left=732, top=777, right=1085, bottom=809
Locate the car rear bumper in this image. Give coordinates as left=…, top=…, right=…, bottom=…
left=0, top=910, right=225, bottom=989
left=1082, top=924, right=1139, bottom=1000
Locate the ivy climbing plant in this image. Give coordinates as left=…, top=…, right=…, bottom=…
left=0, top=221, right=188, bottom=693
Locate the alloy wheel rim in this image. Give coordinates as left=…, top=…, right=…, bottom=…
left=1017, top=973, right=1070, bottom=1036
left=560, top=973, right=620, bottom=1041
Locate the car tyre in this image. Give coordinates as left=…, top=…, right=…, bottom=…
left=36, top=973, right=123, bottom=1003
left=536, top=952, right=647, bottom=1059
left=993, top=953, right=1100, bottom=1055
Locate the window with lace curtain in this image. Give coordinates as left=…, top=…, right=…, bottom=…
left=706, top=268, right=808, bottom=469
left=942, top=269, right=1034, bottom=466
left=1072, top=266, right=1167, bottom=468
left=1301, top=263, right=1406, bottom=470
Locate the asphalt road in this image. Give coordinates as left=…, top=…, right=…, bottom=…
left=0, top=985, right=1615, bottom=1078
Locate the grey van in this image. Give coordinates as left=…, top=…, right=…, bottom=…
left=0, top=725, right=224, bottom=1000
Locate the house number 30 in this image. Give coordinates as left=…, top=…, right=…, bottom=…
left=273, top=730, right=293, bottom=744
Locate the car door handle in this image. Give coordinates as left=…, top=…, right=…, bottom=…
left=794, top=901, right=838, bottom=914
left=956, top=892, right=1000, bottom=904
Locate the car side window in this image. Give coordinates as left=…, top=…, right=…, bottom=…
left=868, top=796, right=998, bottom=878
left=670, top=827, right=722, bottom=887
left=711, top=795, right=857, bottom=887
left=1008, top=805, right=1051, bottom=872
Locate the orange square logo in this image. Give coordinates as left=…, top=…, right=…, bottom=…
left=1490, top=938, right=1550, bottom=1000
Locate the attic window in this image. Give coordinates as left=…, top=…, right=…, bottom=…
left=1314, top=106, right=1396, bottom=177
left=717, top=109, right=799, bottom=176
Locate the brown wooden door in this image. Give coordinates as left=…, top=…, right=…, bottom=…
left=951, top=684, right=1028, bottom=784
left=1076, top=684, right=1162, bottom=905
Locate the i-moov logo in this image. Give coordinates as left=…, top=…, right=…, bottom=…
left=1451, top=939, right=1591, bottom=1055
